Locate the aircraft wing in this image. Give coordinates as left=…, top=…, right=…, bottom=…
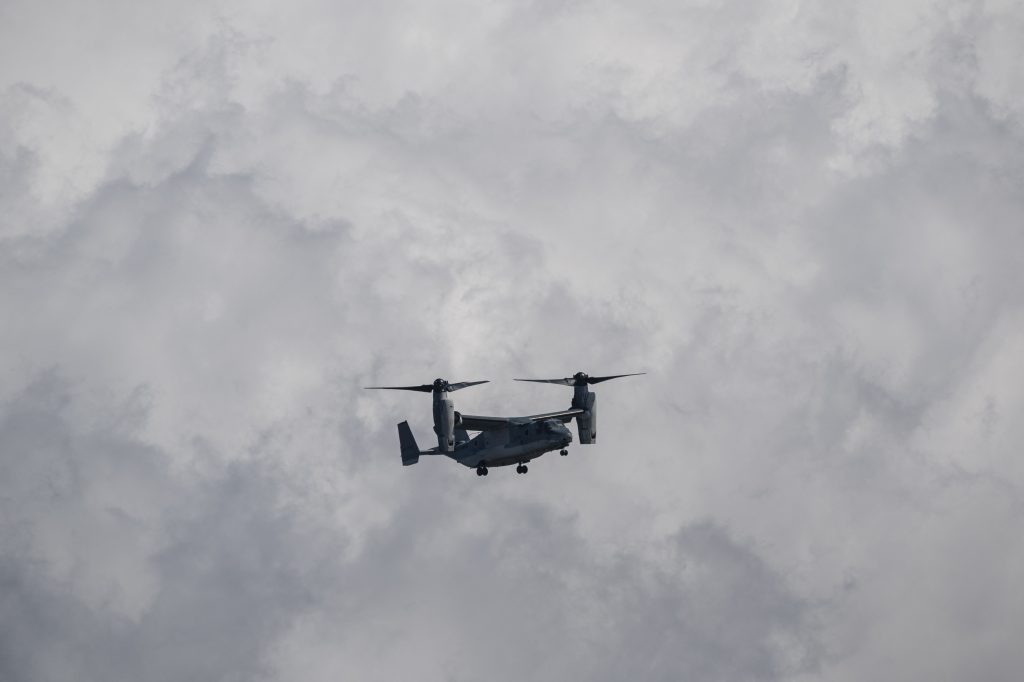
left=457, top=414, right=511, bottom=431
left=458, top=408, right=584, bottom=431
left=523, top=408, right=585, bottom=422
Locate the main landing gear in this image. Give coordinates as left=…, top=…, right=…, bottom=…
left=516, top=464, right=529, bottom=474
left=560, top=449, right=568, bottom=456
left=476, top=465, right=489, bottom=476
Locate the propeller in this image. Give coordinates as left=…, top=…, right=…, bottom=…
left=364, top=378, right=489, bottom=393
left=514, top=371, right=645, bottom=386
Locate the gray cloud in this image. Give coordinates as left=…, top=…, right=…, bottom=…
left=2, top=0, right=1024, bottom=680
left=2, top=373, right=819, bottom=682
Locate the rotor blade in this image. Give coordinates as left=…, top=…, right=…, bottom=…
left=586, top=372, right=646, bottom=384
left=514, top=378, right=578, bottom=386
left=364, top=385, right=435, bottom=392
left=515, top=373, right=647, bottom=386
left=447, top=380, right=489, bottom=391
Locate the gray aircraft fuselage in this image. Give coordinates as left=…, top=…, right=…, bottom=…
left=449, top=418, right=573, bottom=469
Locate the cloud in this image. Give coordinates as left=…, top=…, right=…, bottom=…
left=2, top=0, right=1024, bottom=679
left=2, top=373, right=820, bottom=682
left=0, top=372, right=345, bottom=682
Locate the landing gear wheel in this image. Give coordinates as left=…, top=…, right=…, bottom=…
left=521, top=465, right=528, bottom=474
left=560, top=449, right=568, bottom=456
left=476, top=465, right=487, bottom=476
left=516, top=465, right=523, bottom=474
left=482, top=467, right=489, bottom=476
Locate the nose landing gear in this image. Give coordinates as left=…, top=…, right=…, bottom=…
left=476, top=465, right=488, bottom=476
left=560, top=449, right=568, bottom=456
left=516, top=464, right=529, bottom=474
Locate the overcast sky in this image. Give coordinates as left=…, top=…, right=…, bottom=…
left=2, top=1, right=1023, bottom=680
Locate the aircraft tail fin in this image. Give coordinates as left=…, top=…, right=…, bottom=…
left=397, top=421, right=421, bottom=466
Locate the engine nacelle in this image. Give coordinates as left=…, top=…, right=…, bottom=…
left=433, top=397, right=456, bottom=451
left=576, top=392, right=597, bottom=444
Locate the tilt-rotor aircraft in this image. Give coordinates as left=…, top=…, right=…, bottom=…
left=365, top=372, right=644, bottom=476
